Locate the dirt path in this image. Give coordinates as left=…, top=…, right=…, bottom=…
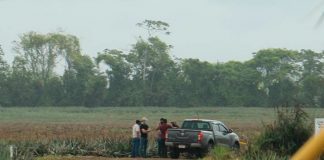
left=36, top=156, right=181, bottom=160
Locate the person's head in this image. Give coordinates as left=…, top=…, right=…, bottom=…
left=160, top=118, right=165, bottom=124
left=136, top=120, right=141, bottom=125
left=163, top=118, right=168, bottom=123
left=141, top=117, right=148, bottom=124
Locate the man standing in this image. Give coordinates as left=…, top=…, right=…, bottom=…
left=157, top=118, right=172, bottom=158
left=155, top=118, right=164, bottom=157
left=140, top=117, right=151, bottom=158
left=131, top=120, right=141, bottom=158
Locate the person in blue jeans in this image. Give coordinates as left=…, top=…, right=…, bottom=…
left=140, top=117, right=151, bottom=158
left=131, top=120, right=141, bottom=158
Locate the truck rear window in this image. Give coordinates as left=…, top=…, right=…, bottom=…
left=181, top=121, right=211, bottom=130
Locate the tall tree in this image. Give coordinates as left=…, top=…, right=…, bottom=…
left=12, top=31, right=83, bottom=106
left=50, top=33, right=81, bottom=71
left=128, top=37, right=174, bottom=106
left=9, top=56, right=35, bottom=106
left=13, top=32, right=81, bottom=83
left=14, top=32, right=56, bottom=83
left=215, top=61, right=264, bottom=106
left=96, top=49, right=134, bottom=106
left=62, top=53, right=106, bottom=107
left=137, top=20, right=170, bottom=37
left=0, top=45, right=10, bottom=106
left=180, top=59, right=217, bottom=106
left=298, top=50, right=324, bottom=106
left=250, top=48, right=300, bottom=106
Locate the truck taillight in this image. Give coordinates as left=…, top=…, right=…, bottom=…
left=198, top=132, right=203, bottom=142
left=166, top=130, right=169, bottom=142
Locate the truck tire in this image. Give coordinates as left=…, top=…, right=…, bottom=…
left=233, top=141, right=240, bottom=150
left=206, top=141, right=214, bottom=153
left=197, top=142, right=214, bottom=158
left=170, top=148, right=180, bottom=159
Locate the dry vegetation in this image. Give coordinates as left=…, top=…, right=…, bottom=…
left=0, top=107, right=322, bottom=159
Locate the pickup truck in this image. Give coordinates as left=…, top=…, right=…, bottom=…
left=165, top=119, right=240, bottom=158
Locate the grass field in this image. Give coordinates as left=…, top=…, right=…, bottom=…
left=4, top=106, right=324, bottom=123
left=0, top=106, right=323, bottom=159
left=1, top=106, right=324, bottom=140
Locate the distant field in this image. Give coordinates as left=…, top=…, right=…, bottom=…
left=0, top=106, right=324, bottom=124
left=0, top=107, right=323, bottom=159
left=0, top=106, right=323, bottom=141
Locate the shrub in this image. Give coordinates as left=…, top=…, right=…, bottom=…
left=257, top=105, right=311, bottom=155
left=0, top=142, right=10, bottom=160
left=243, top=143, right=288, bottom=160
left=205, top=146, right=234, bottom=160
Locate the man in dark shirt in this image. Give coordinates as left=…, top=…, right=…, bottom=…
left=140, top=117, right=150, bottom=158
left=157, top=118, right=172, bottom=158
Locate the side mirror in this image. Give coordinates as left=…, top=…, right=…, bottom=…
left=228, top=129, right=233, bottom=133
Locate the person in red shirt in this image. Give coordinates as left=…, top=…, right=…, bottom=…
left=156, top=118, right=172, bottom=158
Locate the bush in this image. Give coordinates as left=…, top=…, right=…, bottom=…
left=257, top=105, right=311, bottom=155
left=206, top=146, right=235, bottom=160
left=205, top=145, right=289, bottom=160
left=0, top=142, right=10, bottom=160
left=2, top=137, right=132, bottom=159
left=242, top=143, right=288, bottom=160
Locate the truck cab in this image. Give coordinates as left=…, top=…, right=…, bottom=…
left=165, top=119, right=240, bottom=158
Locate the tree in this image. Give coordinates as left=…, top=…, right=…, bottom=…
left=298, top=50, right=324, bottom=107
left=96, top=49, right=134, bottom=106
left=13, top=32, right=81, bottom=82
left=14, top=32, right=56, bottom=83
left=9, top=56, right=35, bottom=106
left=215, top=61, right=265, bottom=106
left=137, top=20, right=170, bottom=37
left=250, top=48, right=300, bottom=106
left=49, top=33, right=81, bottom=71
left=128, top=37, right=175, bottom=106
left=62, top=54, right=106, bottom=106
left=0, top=45, right=10, bottom=106
left=179, top=59, right=218, bottom=106
left=12, top=31, right=83, bottom=106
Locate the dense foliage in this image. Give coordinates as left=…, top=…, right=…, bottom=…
left=1, top=21, right=324, bottom=107
left=257, top=105, right=311, bottom=155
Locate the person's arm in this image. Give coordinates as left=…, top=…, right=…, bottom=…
left=141, top=128, right=148, bottom=133
left=142, top=128, right=151, bottom=133
left=156, top=123, right=161, bottom=131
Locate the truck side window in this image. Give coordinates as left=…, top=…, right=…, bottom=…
left=219, top=125, right=227, bottom=133
left=213, top=124, right=220, bottom=132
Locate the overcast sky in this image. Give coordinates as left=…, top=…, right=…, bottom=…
left=1, top=0, right=324, bottom=64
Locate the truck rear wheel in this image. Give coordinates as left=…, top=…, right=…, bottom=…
left=197, top=142, right=214, bottom=158
left=170, top=147, right=180, bottom=159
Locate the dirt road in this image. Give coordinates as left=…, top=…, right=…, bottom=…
left=36, top=156, right=182, bottom=160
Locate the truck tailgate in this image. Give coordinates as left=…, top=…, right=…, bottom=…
left=167, top=129, right=200, bottom=143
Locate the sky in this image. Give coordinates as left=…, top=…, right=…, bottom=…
left=1, top=0, right=324, bottom=64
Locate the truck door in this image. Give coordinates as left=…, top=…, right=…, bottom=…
left=218, top=124, right=231, bottom=146
left=212, top=124, right=226, bottom=146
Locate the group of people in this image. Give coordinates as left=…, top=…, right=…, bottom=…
left=131, top=117, right=179, bottom=158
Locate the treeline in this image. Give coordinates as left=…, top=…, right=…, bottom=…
left=1, top=21, right=324, bottom=107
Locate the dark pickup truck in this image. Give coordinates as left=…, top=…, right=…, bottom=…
left=165, top=119, right=240, bottom=158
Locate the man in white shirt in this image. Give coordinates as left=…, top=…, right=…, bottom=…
left=131, top=120, right=141, bottom=158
